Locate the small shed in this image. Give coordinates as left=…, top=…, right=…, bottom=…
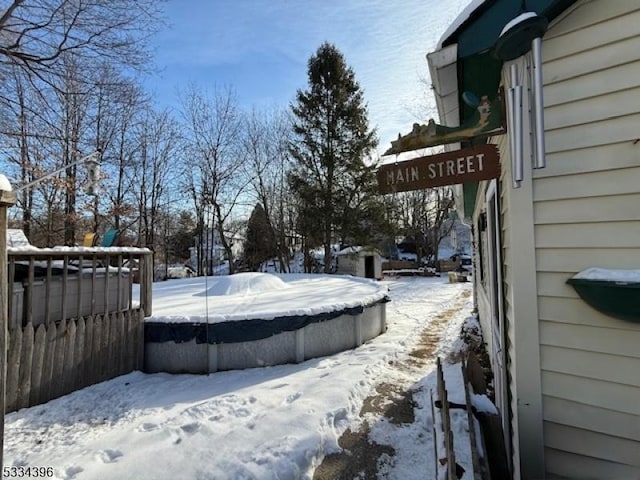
left=335, top=246, right=382, bottom=280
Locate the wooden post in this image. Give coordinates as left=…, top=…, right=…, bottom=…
left=0, top=178, right=17, bottom=470
left=143, top=251, right=153, bottom=317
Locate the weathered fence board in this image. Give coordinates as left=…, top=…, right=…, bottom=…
left=6, top=328, right=22, bottom=411
left=5, top=249, right=151, bottom=413
left=107, top=312, right=115, bottom=378
left=126, top=312, right=137, bottom=373
left=111, top=312, right=121, bottom=378
left=435, top=357, right=459, bottom=480
left=91, top=315, right=102, bottom=386
left=116, top=313, right=125, bottom=376
left=41, top=323, right=57, bottom=405
left=5, top=310, right=144, bottom=413
left=74, top=317, right=85, bottom=393
left=17, top=323, right=34, bottom=410
left=83, top=316, right=93, bottom=388
left=62, top=320, right=77, bottom=396
left=137, top=312, right=145, bottom=370
left=100, top=314, right=110, bottom=382
left=51, top=319, right=67, bottom=400
left=29, top=325, right=46, bottom=406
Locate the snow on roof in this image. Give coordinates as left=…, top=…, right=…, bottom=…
left=437, top=0, right=488, bottom=49
left=572, top=268, right=640, bottom=283
left=7, top=229, right=30, bottom=248
left=337, top=246, right=363, bottom=256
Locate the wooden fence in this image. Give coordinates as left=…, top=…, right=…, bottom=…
left=6, top=310, right=144, bottom=412
left=5, top=248, right=152, bottom=412
left=432, top=355, right=509, bottom=480
left=434, top=357, right=459, bottom=480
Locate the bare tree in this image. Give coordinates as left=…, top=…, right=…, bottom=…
left=0, top=0, right=162, bottom=93
left=0, top=0, right=162, bottom=245
left=393, top=187, right=455, bottom=264
left=181, top=85, right=248, bottom=275
left=242, top=107, right=293, bottom=271
left=96, top=73, right=148, bottom=233
left=135, top=107, right=180, bottom=251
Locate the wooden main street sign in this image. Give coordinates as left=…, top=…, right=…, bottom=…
left=377, top=144, right=500, bottom=194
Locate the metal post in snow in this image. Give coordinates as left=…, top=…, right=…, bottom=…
left=0, top=174, right=17, bottom=470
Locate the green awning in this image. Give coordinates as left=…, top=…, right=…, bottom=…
left=442, top=0, right=578, bottom=58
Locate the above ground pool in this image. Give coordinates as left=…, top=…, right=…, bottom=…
left=144, top=273, right=389, bottom=373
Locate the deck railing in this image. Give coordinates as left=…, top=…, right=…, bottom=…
left=5, top=247, right=153, bottom=412
left=8, top=247, right=153, bottom=330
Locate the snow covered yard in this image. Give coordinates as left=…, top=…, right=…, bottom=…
left=4, top=275, right=474, bottom=480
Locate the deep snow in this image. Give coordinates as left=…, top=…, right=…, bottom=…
left=145, top=273, right=389, bottom=323
left=4, top=275, right=475, bottom=480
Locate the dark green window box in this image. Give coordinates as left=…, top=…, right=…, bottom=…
left=567, top=278, right=640, bottom=323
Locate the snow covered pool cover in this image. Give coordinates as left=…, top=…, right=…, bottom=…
left=145, top=273, right=389, bottom=344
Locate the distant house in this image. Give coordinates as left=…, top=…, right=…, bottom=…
left=438, top=218, right=472, bottom=259
left=189, top=227, right=244, bottom=273
left=428, top=1, right=640, bottom=479
left=335, top=246, right=382, bottom=280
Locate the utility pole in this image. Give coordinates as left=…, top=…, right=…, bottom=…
left=0, top=174, right=17, bottom=470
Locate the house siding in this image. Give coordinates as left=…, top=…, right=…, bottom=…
left=534, top=1, right=640, bottom=477
left=475, top=121, right=545, bottom=477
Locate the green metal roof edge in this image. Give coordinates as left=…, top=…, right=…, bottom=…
left=463, top=182, right=479, bottom=219
left=442, top=0, right=579, bottom=58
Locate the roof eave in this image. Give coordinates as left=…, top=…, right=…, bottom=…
left=427, top=44, right=467, bottom=222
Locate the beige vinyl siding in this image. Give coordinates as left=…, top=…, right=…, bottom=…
left=534, top=192, right=640, bottom=224
left=544, top=61, right=640, bottom=108
left=544, top=423, right=639, bottom=466
left=539, top=295, right=640, bottom=331
left=536, top=248, right=640, bottom=273
left=536, top=221, right=640, bottom=248
left=544, top=448, right=639, bottom=480
left=540, top=321, right=640, bottom=361
left=534, top=1, right=640, bottom=477
left=543, top=396, right=640, bottom=441
left=540, top=346, right=638, bottom=387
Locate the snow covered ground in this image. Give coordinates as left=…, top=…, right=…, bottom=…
left=146, top=273, right=388, bottom=323
left=4, top=275, right=475, bottom=480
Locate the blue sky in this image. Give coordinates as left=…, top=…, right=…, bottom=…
left=145, top=0, right=472, bottom=156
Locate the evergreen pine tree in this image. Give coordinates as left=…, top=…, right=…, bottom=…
left=244, top=203, right=276, bottom=271
left=167, top=210, right=197, bottom=264
left=289, top=42, right=378, bottom=272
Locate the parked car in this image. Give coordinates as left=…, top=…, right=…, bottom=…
left=450, top=253, right=472, bottom=273
left=155, top=264, right=195, bottom=280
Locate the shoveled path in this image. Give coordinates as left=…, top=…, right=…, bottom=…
left=312, top=288, right=473, bottom=479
